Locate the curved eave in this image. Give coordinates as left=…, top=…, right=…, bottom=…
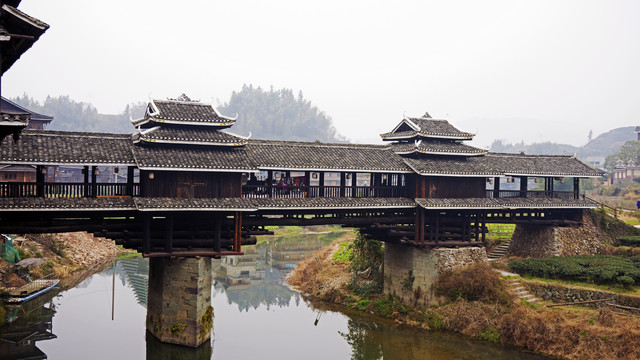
left=134, top=136, right=247, bottom=147
left=132, top=117, right=235, bottom=128
left=395, top=149, right=486, bottom=156
left=381, top=133, right=474, bottom=141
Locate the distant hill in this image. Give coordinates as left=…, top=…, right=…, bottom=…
left=11, top=94, right=146, bottom=134
left=490, top=126, right=637, bottom=162
left=12, top=86, right=347, bottom=143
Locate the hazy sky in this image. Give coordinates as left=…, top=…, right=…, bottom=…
left=4, top=0, right=640, bottom=148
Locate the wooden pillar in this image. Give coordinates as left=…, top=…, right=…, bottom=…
left=267, top=171, right=273, bottom=198
left=83, top=166, right=90, bottom=197
left=340, top=172, right=346, bottom=197
left=36, top=165, right=44, bottom=197
left=143, top=214, right=151, bottom=255
left=519, top=176, right=528, bottom=198
left=213, top=214, right=221, bottom=252
left=493, top=177, right=500, bottom=198
left=373, top=173, right=379, bottom=197
left=351, top=172, right=357, bottom=197
left=165, top=215, right=173, bottom=253
left=233, top=212, right=242, bottom=252
left=481, top=212, right=486, bottom=242
left=435, top=212, right=440, bottom=244
left=474, top=212, right=480, bottom=242
left=574, top=178, right=580, bottom=199
left=305, top=171, right=311, bottom=198
left=319, top=172, right=325, bottom=198
left=127, top=166, right=135, bottom=196
left=414, top=208, right=425, bottom=244
left=91, top=166, right=98, bottom=198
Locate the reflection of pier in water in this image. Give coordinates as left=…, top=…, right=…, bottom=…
left=213, top=231, right=333, bottom=311
left=0, top=293, right=57, bottom=360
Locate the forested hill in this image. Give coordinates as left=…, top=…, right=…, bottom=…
left=11, top=86, right=347, bottom=142
left=490, top=126, right=637, bottom=160
left=11, top=94, right=146, bottom=133
left=218, top=85, right=346, bottom=142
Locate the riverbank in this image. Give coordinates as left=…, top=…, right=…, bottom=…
left=288, top=238, right=640, bottom=360
left=1, top=232, right=134, bottom=294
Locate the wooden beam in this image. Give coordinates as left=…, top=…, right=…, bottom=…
left=164, top=214, right=173, bottom=252
left=143, top=213, right=151, bottom=255
left=143, top=250, right=244, bottom=258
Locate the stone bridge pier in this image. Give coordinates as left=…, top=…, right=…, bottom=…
left=146, top=257, right=213, bottom=347
left=383, top=243, right=487, bottom=306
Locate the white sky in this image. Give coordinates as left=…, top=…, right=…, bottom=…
left=4, top=0, right=640, bottom=148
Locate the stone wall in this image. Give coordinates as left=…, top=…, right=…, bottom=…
left=383, top=244, right=486, bottom=306
left=524, top=280, right=640, bottom=314
left=509, top=210, right=603, bottom=258
left=146, top=257, right=213, bottom=347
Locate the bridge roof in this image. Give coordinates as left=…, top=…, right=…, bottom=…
left=404, top=152, right=603, bottom=178
left=416, top=197, right=597, bottom=209
left=381, top=114, right=474, bottom=141
left=391, top=141, right=486, bottom=156
left=132, top=127, right=247, bottom=146
left=132, top=144, right=255, bottom=172
left=246, top=140, right=413, bottom=173
left=0, top=130, right=135, bottom=166
left=133, top=99, right=236, bottom=128
left=0, top=197, right=136, bottom=211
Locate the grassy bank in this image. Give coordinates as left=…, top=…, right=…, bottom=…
left=288, top=236, right=640, bottom=360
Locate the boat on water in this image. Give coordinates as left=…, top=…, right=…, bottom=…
left=6, top=279, right=60, bottom=304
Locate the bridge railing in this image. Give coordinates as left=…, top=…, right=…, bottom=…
left=0, top=182, right=140, bottom=198
left=485, top=190, right=577, bottom=200
left=242, top=185, right=407, bottom=198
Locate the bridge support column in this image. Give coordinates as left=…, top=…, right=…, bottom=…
left=383, top=243, right=486, bottom=306
left=146, top=257, right=213, bottom=347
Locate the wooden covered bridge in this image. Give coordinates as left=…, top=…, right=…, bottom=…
left=0, top=96, right=602, bottom=257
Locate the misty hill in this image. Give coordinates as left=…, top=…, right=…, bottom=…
left=11, top=86, right=346, bottom=143
left=218, top=85, right=346, bottom=142
left=490, top=126, right=637, bottom=160
left=11, top=94, right=146, bottom=133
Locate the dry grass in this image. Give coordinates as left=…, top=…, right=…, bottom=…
left=287, top=232, right=355, bottom=302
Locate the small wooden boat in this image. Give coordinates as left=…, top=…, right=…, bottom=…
left=6, top=279, right=60, bottom=304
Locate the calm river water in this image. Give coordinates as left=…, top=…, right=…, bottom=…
left=3, top=232, right=549, bottom=360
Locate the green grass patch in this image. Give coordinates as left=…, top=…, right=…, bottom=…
left=332, top=242, right=353, bottom=262
left=619, top=236, right=640, bottom=247
left=354, top=299, right=370, bottom=311
left=510, top=255, right=640, bottom=288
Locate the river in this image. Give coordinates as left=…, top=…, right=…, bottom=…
left=2, top=229, right=549, bottom=359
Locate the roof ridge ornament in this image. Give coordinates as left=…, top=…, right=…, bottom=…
left=423, top=112, right=432, bottom=118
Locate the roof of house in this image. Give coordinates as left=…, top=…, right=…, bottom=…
left=0, top=130, right=135, bottom=166
left=1, top=97, right=53, bottom=122
left=0, top=4, right=49, bottom=75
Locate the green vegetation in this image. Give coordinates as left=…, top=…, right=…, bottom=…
left=354, top=299, right=370, bottom=311
left=619, top=236, right=640, bottom=247
left=604, top=139, right=640, bottom=172
left=486, top=223, right=515, bottom=241
left=348, top=231, right=384, bottom=296
left=332, top=242, right=353, bottom=262
left=510, top=255, right=640, bottom=288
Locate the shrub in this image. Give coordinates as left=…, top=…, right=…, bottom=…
left=355, top=299, right=370, bottom=311
left=509, top=255, right=640, bottom=286
left=433, top=262, right=513, bottom=306
left=332, top=242, right=353, bottom=262
left=619, top=236, right=640, bottom=247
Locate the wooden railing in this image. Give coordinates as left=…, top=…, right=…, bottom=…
left=0, top=182, right=140, bottom=198
left=242, top=185, right=407, bottom=199
left=485, top=190, right=578, bottom=200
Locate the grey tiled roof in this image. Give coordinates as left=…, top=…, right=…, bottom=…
left=416, top=197, right=597, bottom=209
left=246, top=140, right=412, bottom=173
left=132, top=143, right=256, bottom=171
left=404, top=152, right=603, bottom=177
left=0, top=130, right=135, bottom=165
left=252, top=197, right=416, bottom=210
left=1, top=97, right=53, bottom=122
left=381, top=116, right=474, bottom=140
left=149, top=100, right=235, bottom=126
left=0, top=197, right=135, bottom=211
left=392, top=141, right=486, bottom=156
left=134, top=197, right=256, bottom=211
left=133, top=127, right=247, bottom=146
